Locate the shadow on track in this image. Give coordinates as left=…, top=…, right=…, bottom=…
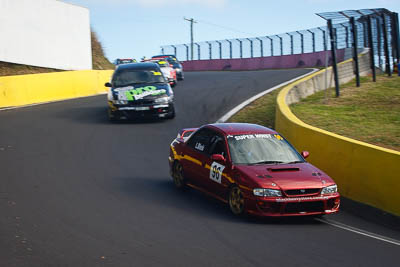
left=117, top=176, right=323, bottom=226
left=55, top=106, right=171, bottom=125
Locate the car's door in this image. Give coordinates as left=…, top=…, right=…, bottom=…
left=181, top=128, right=214, bottom=188
left=202, top=133, right=231, bottom=196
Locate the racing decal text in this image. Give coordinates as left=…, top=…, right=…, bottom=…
left=210, top=162, right=225, bottom=184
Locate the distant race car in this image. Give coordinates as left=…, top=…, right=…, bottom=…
left=152, top=55, right=184, bottom=81
left=114, top=58, right=137, bottom=65
left=105, top=62, right=175, bottom=121
left=169, top=123, right=340, bottom=217
left=144, top=58, right=177, bottom=87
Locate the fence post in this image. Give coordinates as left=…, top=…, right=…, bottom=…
left=276, top=35, right=283, bottom=55
left=307, top=30, right=315, bottom=52
left=195, top=43, right=201, bottom=60
left=318, top=27, right=327, bottom=50
left=206, top=42, right=212, bottom=59
left=226, top=40, right=232, bottom=59
left=296, top=31, right=304, bottom=54
left=376, top=17, right=383, bottom=69
left=342, top=24, right=350, bottom=48
left=266, top=36, right=273, bottom=56
left=184, top=44, right=189, bottom=61
left=236, top=39, right=243, bottom=58
left=286, top=33, right=294, bottom=55
left=367, top=16, right=376, bottom=82
left=246, top=38, right=254, bottom=58
left=172, top=45, right=177, bottom=57
left=256, top=37, right=263, bottom=57
left=328, top=19, right=340, bottom=97
left=216, top=41, right=222, bottom=59
left=350, top=17, right=361, bottom=87
left=382, top=13, right=392, bottom=76
left=363, top=21, right=369, bottom=47
left=391, top=12, right=400, bottom=67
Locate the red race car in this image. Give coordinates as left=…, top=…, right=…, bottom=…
left=169, top=123, right=340, bottom=217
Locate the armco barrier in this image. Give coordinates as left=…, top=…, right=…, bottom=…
left=275, top=60, right=400, bottom=216
left=0, top=70, right=113, bottom=108
left=181, top=50, right=346, bottom=71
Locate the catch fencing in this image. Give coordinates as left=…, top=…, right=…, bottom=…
left=161, top=8, right=399, bottom=92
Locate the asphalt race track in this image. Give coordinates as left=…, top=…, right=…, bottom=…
left=0, top=70, right=399, bottom=267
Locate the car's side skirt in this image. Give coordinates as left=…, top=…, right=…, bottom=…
left=186, top=182, right=228, bottom=204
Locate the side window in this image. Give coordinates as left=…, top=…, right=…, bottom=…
left=208, top=135, right=227, bottom=157
left=187, top=128, right=214, bottom=153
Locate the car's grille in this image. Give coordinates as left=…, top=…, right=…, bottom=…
left=284, top=201, right=324, bottom=213
left=285, top=188, right=320, bottom=196
left=127, top=99, right=154, bottom=106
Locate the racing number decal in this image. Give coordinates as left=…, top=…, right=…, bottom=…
left=210, top=162, right=225, bottom=184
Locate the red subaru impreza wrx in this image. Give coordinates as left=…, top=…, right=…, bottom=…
left=169, top=123, right=340, bottom=217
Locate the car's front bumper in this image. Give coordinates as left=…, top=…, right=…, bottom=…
left=244, top=193, right=340, bottom=217
left=108, top=101, right=174, bottom=119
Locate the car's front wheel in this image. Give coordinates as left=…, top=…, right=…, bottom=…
left=108, top=108, right=118, bottom=122
left=172, top=161, right=185, bottom=189
left=229, top=185, right=245, bottom=215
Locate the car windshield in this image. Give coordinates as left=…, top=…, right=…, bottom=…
left=227, top=134, right=304, bottom=165
left=112, top=70, right=166, bottom=87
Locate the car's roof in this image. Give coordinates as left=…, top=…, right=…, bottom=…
left=152, top=54, right=175, bottom=58
left=116, top=62, right=159, bottom=71
left=207, top=123, right=277, bottom=136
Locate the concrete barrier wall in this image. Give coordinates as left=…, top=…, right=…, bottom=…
left=181, top=50, right=346, bottom=71
left=275, top=54, right=400, bottom=216
left=0, top=0, right=92, bottom=70
left=0, top=70, right=113, bottom=108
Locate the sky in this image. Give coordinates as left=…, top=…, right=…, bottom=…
left=61, top=0, right=400, bottom=61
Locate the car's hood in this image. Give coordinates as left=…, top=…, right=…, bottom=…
left=235, top=163, right=334, bottom=190
left=112, top=83, right=169, bottom=101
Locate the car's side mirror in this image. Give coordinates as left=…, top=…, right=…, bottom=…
left=211, top=154, right=226, bottom=162
left=105, top=82, right=112, bottom=87
left=301, top=151, right=310, bottom=159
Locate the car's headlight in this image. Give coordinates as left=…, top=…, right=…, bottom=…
left=112, top=100, right=128, bottom=105
left=321, top=184, right=337, bottom=195
left=155, top=96, right=173, bottom=103
left=253, top=188, right=282, bottom=197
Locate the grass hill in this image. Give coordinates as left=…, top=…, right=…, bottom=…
left=0, top=30, right=114, bottom=77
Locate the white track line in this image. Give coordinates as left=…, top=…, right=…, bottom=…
left=316, top=218, right=400, bottom=246
left=0, top=92, right=107, bottom=112
left=216, top=69, right=319, bottom=123
left=216, top=68, right=400, bottom=247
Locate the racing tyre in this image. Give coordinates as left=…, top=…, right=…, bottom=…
left=228, top=185, right=245, bottom=216
left=172, top=161, right=185, bottom=189
left=167, top=107, right=176, bottom=119
left=108, top=109, right=118, bottom=122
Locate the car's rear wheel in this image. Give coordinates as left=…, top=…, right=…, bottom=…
left=172, top=161, right=185, bottom=189
left=229, top=186, right=245, bottom=215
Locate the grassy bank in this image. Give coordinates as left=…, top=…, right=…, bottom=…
left=291, top=75, right=400, bottom=151
left=228, top=73, right=399, bottom=152
left=227, top=88, right=281, bottom=129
